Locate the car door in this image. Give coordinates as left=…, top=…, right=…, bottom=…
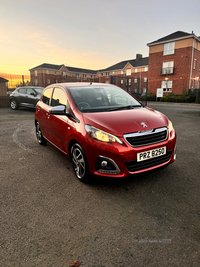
left=47, top=87, right=71, bottom=153
left=17, top=88, right=27, bottom=106
left=26, top=88, right=37, bottom=107
left=36, top=87, right=53, bottom=140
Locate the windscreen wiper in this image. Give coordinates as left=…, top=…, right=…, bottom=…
left=109, top=105, right=141, bottom=111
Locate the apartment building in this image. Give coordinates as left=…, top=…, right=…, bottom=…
left=29, top=64, right=98, bottom=88
left=147, top=31, right=200, bottom=94
left=29, top=30, right=200, bottom=95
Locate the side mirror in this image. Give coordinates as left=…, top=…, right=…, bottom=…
left=49, top=105, right=66, bottom=115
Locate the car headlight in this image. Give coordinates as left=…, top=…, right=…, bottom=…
left=168, top=120, right=175, bottom=139
left=85, top=125, right=123, bottom=144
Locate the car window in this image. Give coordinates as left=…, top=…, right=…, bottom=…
left=42, top=88, right=53, bottom=106
left=51, top=88, right=70, bottom=112
left=27, top=88, right=35, bottom=96
left=18, top=88, right=27, bottom=94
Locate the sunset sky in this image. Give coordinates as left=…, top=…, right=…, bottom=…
left=1, top=0, right=200, bottom=75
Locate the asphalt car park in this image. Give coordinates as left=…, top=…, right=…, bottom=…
left=0, top=103, right=200, bottom=266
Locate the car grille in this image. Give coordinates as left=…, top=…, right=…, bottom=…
left=125, top=150, right=173, bottom=172
left=123, top=127, right=168, bottom=147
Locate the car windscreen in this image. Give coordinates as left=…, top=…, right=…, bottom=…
left=68, top=85, right=142, bottom=113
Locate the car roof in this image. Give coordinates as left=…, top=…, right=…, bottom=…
left=47, top=82, right=115, bottom=90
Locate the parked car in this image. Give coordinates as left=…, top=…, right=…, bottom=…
left=35, top=82, right=176, bottom=182
left=9, top=86, right=44, bottom=110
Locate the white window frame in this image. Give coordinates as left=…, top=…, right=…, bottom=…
left=162, top=61, right=174, bottom=74
left=54, top=71, right=57, bottom=75
left=144, top=67, right=148, bottom=72
left=76, top=73, right=79, bottom=78
left=46, top=70, right=49, bottom=74
left=163, top=42, right=175, bottom=55
left=83, top=74, right=87, bottom=79
left=134, top=78, right=137, bottom=83
left=47, top=79, right=50, bottom=84
left=161, top=80, right=173, bottom=92
left=144, top=77, right=147, bottom=82
left=126, top=69, right=131, bottom=76
left=121, top=80, right=123, bottom=84
left=106, top=72, right=109, bottom=78
left=34, top=70, right=37, bottom=77
left=135, top=68, right=138, bottom=73
left=194, top=59, right=197, bottom=70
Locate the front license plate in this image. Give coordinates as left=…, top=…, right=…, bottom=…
left=137, top=147, right=166, bottom=162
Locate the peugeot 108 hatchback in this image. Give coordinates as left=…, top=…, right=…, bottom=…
left=35, top=82, right=176, bottom=182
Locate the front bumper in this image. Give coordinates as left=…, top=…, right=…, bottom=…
left=84, top=133, right=177, bottom=178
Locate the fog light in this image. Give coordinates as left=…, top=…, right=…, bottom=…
left=173, top=145, right=177, bottom=160
left=101, top=161, right=107, bottom=167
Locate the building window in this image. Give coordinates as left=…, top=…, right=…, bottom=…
left=34, top=70, right=37, bottom=77
left=144, top=77, right=147, bottom=82
left=143, top=88, right=147, bottom=93
left=163, top=42, right=175, bottom=55
left=134, top=78, right=137, bottom=83
left=195, top=41, right=198, bottom=49
left=62, top=72, right=66, bottom=76
left=105, top=81, right=110, bottom=84
left=144, top=67, right=148, bottom=72
left=101, top=73, right=103, bottom=77
left=106, top=72, right=109, bottom=78
left=121, top=80, right=123, bottom=84
left=112, top=71, right=115, bottom=75
left=162, top=61, right=174, bottom=74
left=91, top=75, right=93, bottom=78
left=121, top=70, right=124, bottom=75
left=162, top=80, right=172, bottom=92
left=134, top=89, right=137, bottom=93
left=35, top=79, right=38, bottom=86
left=83, top=74, right=87, bottom=79
left=47, top=79, right=50, bottom=84
left=135, top=68, right=138, bottom=73
left=76, top=73, right=79, bottom=78
left=126, top=69, right=131, bottom=76
left=192, top=80, right=194, bottom=88
left=194, top=59, right=197, bottom=70
left=46, top=70, right=49, bottom=74
left=54, top=71, right=57, bottom=75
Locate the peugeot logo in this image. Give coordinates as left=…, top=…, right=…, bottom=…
left=141, top=122, right=148, bottom=128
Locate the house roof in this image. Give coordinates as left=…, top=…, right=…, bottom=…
left=0, top=77, right=9, bottom=82
left=147, top=31, right=196, bottom=46
left=66, top=66, right=97, bottom=75
left=98, top=56, right=149, bottom=72
left=29, top=63, right=64, bottom=71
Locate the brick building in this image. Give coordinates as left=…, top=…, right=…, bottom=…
left=147, top=31, right=200, bottom=94
left=29, top=30, right=200, bottom=95
left=29, top=64, right=98, bottom=88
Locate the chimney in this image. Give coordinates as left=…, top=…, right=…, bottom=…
left=136, top=54, right=142, bottom=61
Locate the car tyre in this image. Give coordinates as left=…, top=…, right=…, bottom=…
left=10, top=99, right=18, bottom=110
left=70, top=143, right=90, bottom=182
left=36, top=122, right=47, bottom=145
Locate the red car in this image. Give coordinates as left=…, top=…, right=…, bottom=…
left=35, top=82, right=176, bottom=182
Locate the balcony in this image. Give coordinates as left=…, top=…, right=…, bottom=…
left=160, top=67, right=174, bottom=75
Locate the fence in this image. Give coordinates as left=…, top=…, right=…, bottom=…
left=0, top=73, right=30, bottom=89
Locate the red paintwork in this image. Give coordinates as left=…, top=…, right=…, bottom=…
left=35, top=82, right=177, bottom=178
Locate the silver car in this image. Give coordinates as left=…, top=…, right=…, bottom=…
left=9, top=86, right=44, bottom=110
